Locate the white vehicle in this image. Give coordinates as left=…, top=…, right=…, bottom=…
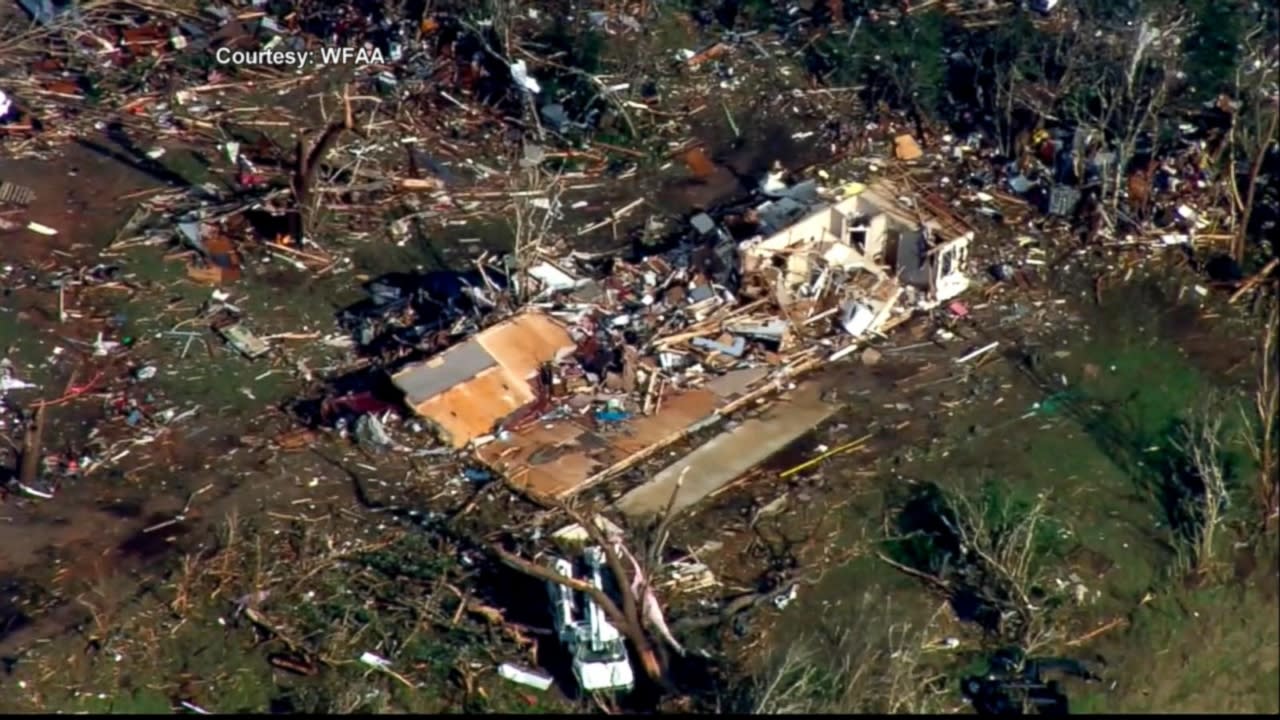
left=546, top=546, right=635, bottom=694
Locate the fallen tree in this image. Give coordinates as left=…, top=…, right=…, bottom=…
left=878, top=480, right=1069, bottom=653
left=487, top=501, right=674, bottom=687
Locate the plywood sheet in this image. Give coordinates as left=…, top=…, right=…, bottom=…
left=414, top=365, right=534, bottom=447
left=476, top=312, right=577, bottom=382
left=480, top=387, right=727, bottom=499
left=477, top=420, right=604, bottom=498
left=603, top=388, right=722, bottom=456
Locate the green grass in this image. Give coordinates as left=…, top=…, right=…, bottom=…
left=760, top=276, right=1270, bottom=712
left=1071, top=568, right=1279, bottom=714
left=76, top=688, right=175, bottom=714
left=3, top=599, right=279, bottom=715
left=0, top=305, right=54, bottom=371
left=94, top=239, right=362, bottom=415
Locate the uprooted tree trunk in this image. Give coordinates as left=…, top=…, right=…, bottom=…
left=491, top=543, right=665, bottom=681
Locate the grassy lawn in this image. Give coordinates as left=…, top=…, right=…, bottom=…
left=754, top=279, right=1275, bottom=713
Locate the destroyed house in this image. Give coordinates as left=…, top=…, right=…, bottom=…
left=390, top=312, right=577, bottom=447
left=740, top=181, right=973, bottom=310
left=390, top=180, right=974, bottom=504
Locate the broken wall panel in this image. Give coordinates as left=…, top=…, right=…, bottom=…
left=474, top=311, right=578, bottom=382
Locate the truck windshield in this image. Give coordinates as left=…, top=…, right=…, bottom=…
left=577, top=638, right=626, bottom=664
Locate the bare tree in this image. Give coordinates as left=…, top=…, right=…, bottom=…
left=878, top=483, right=1066, bottom=653
left=984, top=19, right=1084, bottom=156
left=507, top=166, right=563, bottom=303
left=1173, top=399, right=1231, bottom=577
left=1240, top=299, right=1280, bottom=528
left=291, top=89, right=358, bottom=242
left=1061, top=7, right=1189, bottom=212
left=1225, top=26, right=1280, bottom=261
left=946, top=488, right=1060, bottom=651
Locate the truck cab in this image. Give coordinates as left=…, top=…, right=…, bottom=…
left=546, top=547, right=636, bottom=694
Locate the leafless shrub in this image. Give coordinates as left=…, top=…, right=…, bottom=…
left=1225, top=27, right=1280, bottom=260
left=508, top=167, right=564, bottom=303
left=1239, top=300, right=1279, bottom=527
left=1173, top=400, right=1231, bottom=577
left=879, top=482, right=1068, bottom=653
left=948, top=488, right=1063, bottom=652
left=750, top=595, right=957, bottom=715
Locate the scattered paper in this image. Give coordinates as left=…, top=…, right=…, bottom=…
left=510, top=60, right=541, bottom=94
left=498, top=663, right=553, bottom=691
left=358, top=651, right=391, bottom=669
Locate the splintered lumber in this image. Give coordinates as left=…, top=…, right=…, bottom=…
left=1229, top=258, right=1278, bottom=304
left=19, top=405, right=46, bottom=486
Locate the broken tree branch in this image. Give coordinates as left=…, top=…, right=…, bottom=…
left=291, top=87, right=359, bottom=241
left=488, top=540, right=663, bottom=683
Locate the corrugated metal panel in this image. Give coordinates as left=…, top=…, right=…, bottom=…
left=392, top=339, right=496, bottom=405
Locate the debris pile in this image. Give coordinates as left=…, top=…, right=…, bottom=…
left=358, top=176, right=974, bottom=500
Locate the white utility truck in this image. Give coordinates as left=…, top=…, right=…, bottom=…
left=546, top=546, right=635, bottom=693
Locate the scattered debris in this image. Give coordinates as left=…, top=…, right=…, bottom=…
left=894, top=134, right=923, bottom=161
left=498, top=663, right=554, bottom=691
left=215, top=317, right=271, bottom=360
